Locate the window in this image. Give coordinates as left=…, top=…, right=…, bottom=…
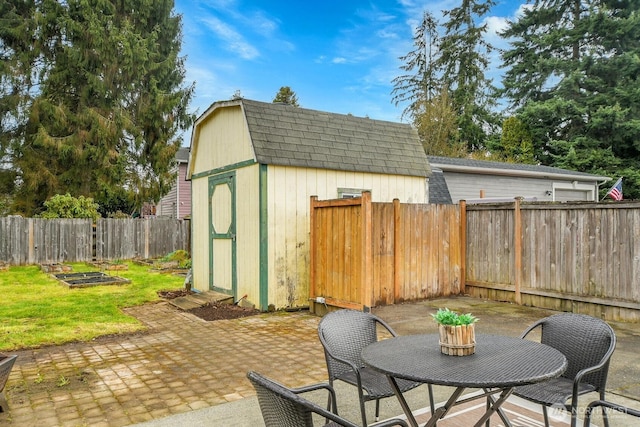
left=338, top=188, right=369, bottom=199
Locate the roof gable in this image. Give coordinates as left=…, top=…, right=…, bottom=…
left=239, top=99, right=430, bottom=177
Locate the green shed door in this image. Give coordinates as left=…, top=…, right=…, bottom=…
left=208, top=173, right=236, bottom=296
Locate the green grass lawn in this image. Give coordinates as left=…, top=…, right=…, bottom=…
left=0, top=262, right=185, bottom=351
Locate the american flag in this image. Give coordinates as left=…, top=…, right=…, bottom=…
left=606, top=178, right=623, bottom=201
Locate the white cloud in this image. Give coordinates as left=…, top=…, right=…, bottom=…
left=202, top=16, right=260, bottom=60
left=332, top=57, right=347, bottom=64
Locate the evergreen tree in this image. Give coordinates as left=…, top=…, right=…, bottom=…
left=391, top=11, right=440, bottom=121
left=436, top=0, right=498, bottom=151
left=391, top=12, right=466, bottom=157
left=273, top=86, right=299, bottom=106
left=0, top=0, right=194, bottom=216
left=489, top=116, right=535, bottom=163
left=500, top=0, right=640, bottom=198
left=415, top=88, right=465, bottom=157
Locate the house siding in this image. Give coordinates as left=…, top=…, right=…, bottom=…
left=443, top=171, right=598, bottom=203
left=177, top=163, right=191, bottom=218
left=157, top=184, right=177, bottom=217
left=156, top=154, right=192, bottom=219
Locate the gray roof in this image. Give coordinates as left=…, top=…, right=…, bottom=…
left=428, top=168, right=452, bottom=204
left=427, top=156, right=609, bottom=181
left=240, top=99, right=430, bottom=177
left=176, top=147, right=189, bottom=163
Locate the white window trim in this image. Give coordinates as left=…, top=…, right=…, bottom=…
left=338, top=188, right=370, bottom=199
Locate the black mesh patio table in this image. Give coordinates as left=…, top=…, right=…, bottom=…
left=362, top=334, right=567, bottom=427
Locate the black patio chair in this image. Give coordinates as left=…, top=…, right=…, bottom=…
left=0, top=354, right=17, bottom=412
left=318, top=309, right=434, bottom=426
left=513, top=313, right=616, bottom=427
left=247, top=370, right=408, bottom=427
left=583, top=399, right=640, bottom=427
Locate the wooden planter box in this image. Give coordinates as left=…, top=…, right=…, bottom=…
left=86, top=262, right=128, bottom=271
left=40, top=263, right=72, bottom=273
left=438, top=324, right=476, bottom=356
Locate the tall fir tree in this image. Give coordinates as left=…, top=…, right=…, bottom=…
left=0, top=0, right=194, bottom=216
left=436, top=0, right=498, bottom=152
left=500, top=0, right=640, bottom=198
left=391, top=11, right=440, bottom=121
left=273, top=86, right=300, bottom=106
left=391, top=12, right=465, bottom=156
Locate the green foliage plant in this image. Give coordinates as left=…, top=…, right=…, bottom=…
left=56, top=375, right=70, bottom=387
left=161, top=250, right=191, bottom=268
left=432, top=308, right=478, bottom=326
left=38, top=193, right=101, bottom=222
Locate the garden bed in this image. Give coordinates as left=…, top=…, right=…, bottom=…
left=53, top=271, right=131, bottom=288
left=86, top=261, right=128, bottom=271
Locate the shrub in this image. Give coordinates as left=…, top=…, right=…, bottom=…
left=39, top=193, right=100, bottom=222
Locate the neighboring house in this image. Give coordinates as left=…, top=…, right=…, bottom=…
left=187, top=98, right=430, bottom=310
left=427, top=156, right=610, bottom=204
left=156, top=147, right=191, bottom=219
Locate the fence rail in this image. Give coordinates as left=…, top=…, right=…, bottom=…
left=0, top=217, right=190, bottom=265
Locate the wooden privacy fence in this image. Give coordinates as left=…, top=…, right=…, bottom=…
left=310, top=194, right=640, bottom=321
left=465, top=200, right=640, bottom=321
left=310, top=192, right=462, bottom=311
left=0, top=217, right=190, bottom=265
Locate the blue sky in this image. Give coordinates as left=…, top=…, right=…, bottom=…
left=174, top=0, right=525, bottom=141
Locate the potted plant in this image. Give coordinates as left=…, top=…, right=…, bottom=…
left=432, top=308, right=478, bottom=356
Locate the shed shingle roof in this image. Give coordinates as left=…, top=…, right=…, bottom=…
left=240, top=99, right=430, bottom=177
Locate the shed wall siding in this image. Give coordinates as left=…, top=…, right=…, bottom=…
left=193, top=106, right=254, bottom=174
left=191, top=175, right=209, bottom=292
left=235, top=165, right=261, bottom=305
left=443, top=172, right=597, bottom=203
left=266, top=165, right=427, bottom=308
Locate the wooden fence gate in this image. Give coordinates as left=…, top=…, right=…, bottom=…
left=310, top=192, right=463, bottom=311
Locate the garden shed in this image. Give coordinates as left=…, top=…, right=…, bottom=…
left=187, top=98, right=430, bottom=310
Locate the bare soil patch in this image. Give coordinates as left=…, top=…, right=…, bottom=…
left=187, top=302, right=260, bottom=321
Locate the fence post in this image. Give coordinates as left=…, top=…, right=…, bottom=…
left=309, top=196, right=318, bottom=302
left=28, top=218, right=35, bottom=265
left=393, top=198, right=401, bottom=303
left=459, top=200, right=467, bottom=294
left=361, top=191, right=373, bottom=311
left=514, top=197, right=522, bottom=305
left=144, top=219, right=150, bottom=259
